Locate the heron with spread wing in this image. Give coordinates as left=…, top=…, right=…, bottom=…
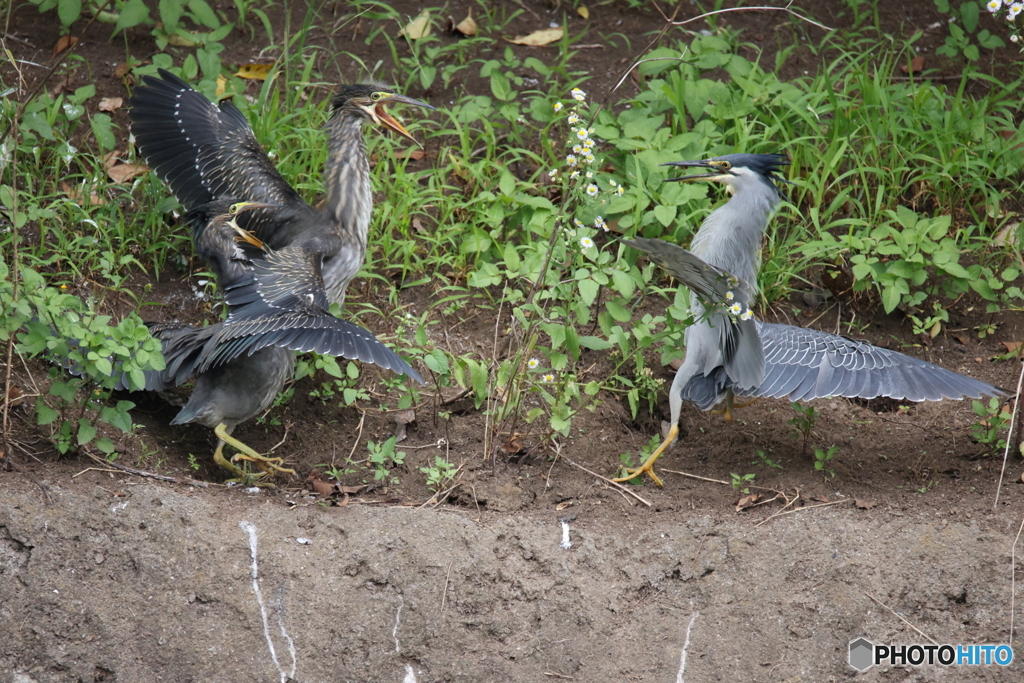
left=614, top=154, right=1006, bottom=486
left=129, top=70, right=434, bottom=306
left=147, top=199, right=423, bottom=479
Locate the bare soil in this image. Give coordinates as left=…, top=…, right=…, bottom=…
left=3, top=1, right=1024, bottom=681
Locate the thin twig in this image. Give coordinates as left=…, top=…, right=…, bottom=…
left=564, top=458, right=651, bottom=507
left=346, top=410, right=366, bottom=461
left=665, top=5, right=834, bottom=33
left=82, top=450, right=214, bottom=487
left=1011, top=515, right=1024, bottom=645
left=440, top=559, right=454, bottom=615
left=755, top=498, right=850, bottom=527
left=864, top=591, right=937, bottom=645
left=994, top=360, right=1024, bottom=509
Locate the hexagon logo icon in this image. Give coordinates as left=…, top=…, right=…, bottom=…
left=849, top=638, right=874, bottom=672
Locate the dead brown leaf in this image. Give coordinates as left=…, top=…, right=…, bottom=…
left=52, top=35, right=78, bottom=58
left=1000, top=341, right=1023, bottom=357
left=235, top=63, right=274, bottom=81
left=454, top=9, right=477, bottom=36
left=509, top=27, right=564, bottom=47
left=311, top=479, right=334, bottom=497
left=107, top=162, right=149, bottom=184
left=5, top=384, right=25, bottom=408
left=855, top=499, right=877, bottom=510
left=577, top=5, right=590, bottom=19
left=401, top=10, right=432, bottom=40
left=61, top=181, right=106, bottom=206
left=393, top=408, right=416, bottom=442
left=900, top=56, right=925, bottom=74
left=556, top=501, right=573, bottom=511
left=810, top=494, right=830, bottom=503
left=113, top=62, right=132, bottom=79
left=336, top=484, right=367, bottom=495
left=395, top=148, right=426, bottom=161
left=735, top=493, right=761, bottom=511
left=98, top=97, right=123, bottom=113
left=953, top=333, right=969, bottom=346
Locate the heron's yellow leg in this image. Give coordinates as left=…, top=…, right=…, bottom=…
left=214, top=423, right=296, bottom=477
left=612, top=424, right=679, bottom=487
left=711, top=391, right=759, bottom=421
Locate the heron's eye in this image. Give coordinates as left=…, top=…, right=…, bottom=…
left=371, top=92, right=383, bottom=101
left=718, top=161, right=732, bottom=170
left=229, top=204, right=239, bottom=214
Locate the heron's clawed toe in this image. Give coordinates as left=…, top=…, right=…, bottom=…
left=613, top=462, right=665, bottom=487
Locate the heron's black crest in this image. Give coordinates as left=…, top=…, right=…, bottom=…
left=331, top=84, right=396, bottom=111
left=715, top=153, right=789, bottom=182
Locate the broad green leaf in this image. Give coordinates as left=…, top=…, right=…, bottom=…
left=77, top=420, right=96, bottom=446
left=188, top=0, right=220, bottom=28
left=115, top=0, right=151, bottom=31
left=58, top=0, right=82, bottom=26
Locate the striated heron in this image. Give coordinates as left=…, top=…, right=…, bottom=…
left=149, top=198, right=424, bottom=479
left=129, top=69, right=434, bottom=306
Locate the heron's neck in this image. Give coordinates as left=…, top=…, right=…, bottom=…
left=323, top=115, right=372, bottom=252
left=689, top=183, right=780, bottom=288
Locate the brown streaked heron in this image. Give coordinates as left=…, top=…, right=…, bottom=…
left=147, top=198, right=424, bottom=480
left=614, top=153, right=1007, bottom=486
left=129, top=69, right=434, bottom=307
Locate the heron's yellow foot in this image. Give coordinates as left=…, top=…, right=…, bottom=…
left=212, top=442, right=273, bottom=486
left=612, top=424, right=679, bottom=487
left=710, top=392, right=759, bottom=421
left=214, top=424, right=296, bottom=478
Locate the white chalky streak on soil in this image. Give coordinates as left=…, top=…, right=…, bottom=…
left=403, top=664, right=418, bottom=682
left=560, top=521, right=572, bottom=550
left=393, top=596, right=405, bottom=653
left=240, top=520, right=296, bottom=683
left=675, top=611, right=699, bottom=683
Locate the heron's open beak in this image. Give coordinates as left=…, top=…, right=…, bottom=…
left=228, top=201, right=278, bottom=248
left=661, top=160, right=734, bottom=183
left=372, top=94, right=435, bottom=146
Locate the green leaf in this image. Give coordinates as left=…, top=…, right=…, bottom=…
left=77, top=419, right=96, bottom=446
left=115, top=0, right=151, bottom=31
left=95, top=437, right=116, bottom=454
left=502, top=242, right=521, bottom=272
left=578, top=336, right=613, bottom=350
left=960, top=1, right=979, bottom=33
left=159, top=0, right=182, bottom=28
left=188, top=0, right=220, bottom=28
left=36, top=399, right=59, bottom=426
left=653, top=204, right=676, bottom=227
left=604, top=299, right=632, bottom=323
left=469, top=360, right=489, bottom=408
left=58, top=0, right=82, bottom=27
left=90, top=113, right=115, bottom=152
left=489, top=72, right=513, bottom=101
left=963, top=44, right=979, bottom=61
left=578, top=278, right=599, bottom=306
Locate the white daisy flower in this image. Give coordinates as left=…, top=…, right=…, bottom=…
left=566, top=154, right=578, bottom=166
left=580, top=237, right=595, bottom=248
left=586, top=184, right=599, bottom=196
left=989, top=0, right=1002, bottom=11
left=571, top=88, right=586, bottom=101
left=543, top=373, right=555, bottom=382
left=553, top=102, right=564, bottom=112
left=567, top=112, right=579, bottom=124
left=729, top=303, right=742, bottom=315
left=725, top=291, right=734, bottom=300
left=594, top=216, right=606, bottom=229
left=528, top=358, right=540, bottom=369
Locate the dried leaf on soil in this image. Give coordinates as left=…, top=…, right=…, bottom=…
left=855, top=499, right=877, bottom=509
left=215, top=75, right=228, bottom=100
left=900, top=56, right=925, bottom=74
left=52, top=35, right=78, bottom=58
left=735, top=493, right=761, bottom=511
left=61, top=181, right=106, bottom=206
left=401, top=10, right=431, bottom=40
left=393, top=408, right=416, bottom=442
left=556, top=501, right=573, bottom=511
left=311, top=479, right=334, bottom=497
left=577, top=5, right=590, bottom=19
left=107, top=162, right=149, bottom=184
left=235, top=63, right=274, bottom=80
left=1000, top=341, right=1023, bottom=357
left=167, top=33, right=202, bottom=47
left=451, top=9, right=477, bottom=36
left=509, top=27, right=563, bottom=46
left=98, top=97, right=123, bottom=112
left=395, top=148, right=425, bottom=161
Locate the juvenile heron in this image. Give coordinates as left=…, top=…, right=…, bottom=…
left=149, top=199, right=424, bottom=479
left=615, top=153, right=1006, bottom=486
left=129, top=69, right=434, bottom=306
